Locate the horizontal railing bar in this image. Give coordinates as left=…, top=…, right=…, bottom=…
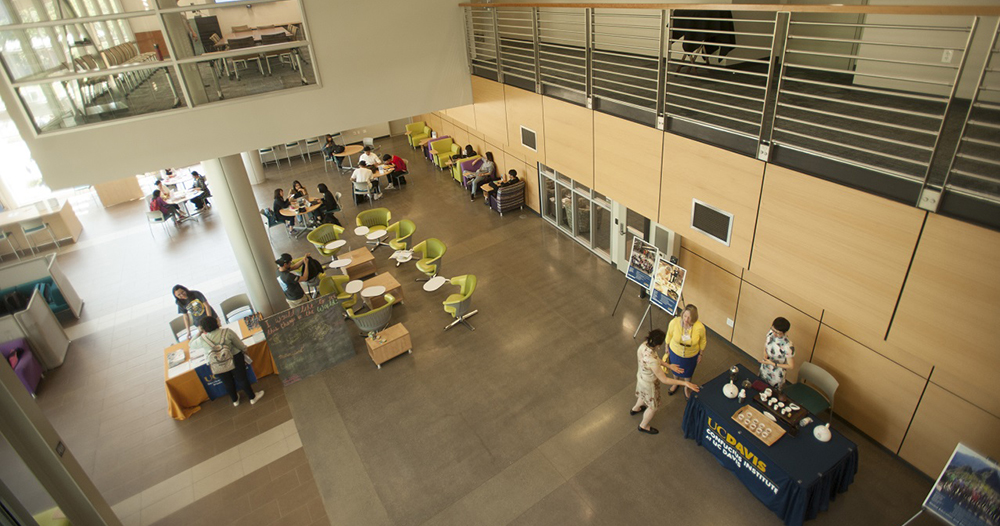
left=538, top=27, right=586, bottom=35
left=665, top=59, right=769, bottom=77
left=668, top=113, right=758, bottom=140
left=593, top=47, right=657, bottom=59
left=786, top=63, right=955, bottom=87
left=773, top=141, right=923, bottom=183
left=667, top=81, right=766, bottom=103
left=776, top=114, right=935, bottom=151
left=502, top=57, right=537, bottom=69
left=666, top=103, right=761, bottom=127
left=592, top=42, right=661, bottom=52
left=775, top=128, right=929, bottom=167
left=669, top=92, right=762, bottom=115
left=670, top=27, right=774, bottom=38
left=956, top=152, right=1000, bottom=166
left=594, top=84, right=657, bottom=103
left=540, top=37, right=586, bottom=46
left=539, top=50, right=586, bottom=62
left=776, top=101, right=939, bottom=135
left=949, top=168, right=1000, bottom=185
left=962, top=136, right=1000, bottom=148
left=592, top=67, right=657, bottom=84
left=790, top=20, right=971, bottom=31
left=460, top=4, right=1000, bottom=17
left=592, top=57, right=657, bottom=72
left=782, top=75, right=948, bottom=103
left=778, top=88, right=945, bottom=119
left=593, top=22, right=661, bottom=30
left=542, top=80, right=586, bottom=92
left=504, top=69, right=537, bottom=81
left=540, top=63, right=588, bottom=77
left=786, top=49, right=961, bottom=69
left=539, top=40, right=587, bottom=51
left=667, top=70, right=767, bottom=89
left=667, top=40, right=773, bottom=52
left=788, top=34, right=966, bottom=51
left=593, top=11, right=661, bottom=18
left=538, top=9, right=586, bottom=16
left=593, top=74, right=658, bottom=92
left=595, top=93, right=658, bottom=112
left=979, top=86, right=1000, bottom=93
left=671, top=16, right=774, bottom=23
left=676, top=49, right=772, bottom=64
left=592, top=31, right=661, bottom=42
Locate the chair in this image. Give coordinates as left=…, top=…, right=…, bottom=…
left=260, top=208, right=288, bottom=240
left=443, top=275, right=478, bottom=331
left=284, top=141, right=305, bottom=163
left=307, top=223, right=346, bottom=258
left=412, top=238, right=446, bottom=282
left=320, top=275, right=359, bottom=311
left=439, top=143, right=461, bottom=171
left=232, top=25, right=250, bottom=32
left=146, top=210, right=172, bottom=238
left=220, top=293, right=254, bottom=323
left=489, top=180, right=526, bottom=217
left=353, top=181, right=374, bottom=208
left=783, top=362, right=839, bottom=423
left=170, top=315, right=188, bottom=342
left=428, top=138, right=455, bottom=170
left=363, top=137, right=378, bottom=151
left=356, top=208, right=391, bottom=231
left=1, top=230, right=22, bottom=261
left=259, top=146, right=281, bottom=168
left=0, top=339, right=43, bottom=396
left=20, top=219, right=59, bottom=254
left=347, top=293, right=396, bottom=336
left=305, top=137, right=321, bottom=161
left=386, top=219, right=415, bottom=250
left=459, top=157, right=485, bottom=187
left=227, top=36, right=264, bottom=80
left=406, top=122, right=430, bottom=149
left=452, top=154, right=479, bottom=183
left=261, top=33, right=294, bottom=75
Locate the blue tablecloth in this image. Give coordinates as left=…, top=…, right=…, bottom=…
left=682, top=364, right=858, bottom=526
left=195, top=362, right=257, bottom=401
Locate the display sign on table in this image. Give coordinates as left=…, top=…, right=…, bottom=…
left=625, top=238, right=658, bottom=289
left=261, top=294, right=354, bottom=386
left=923, top=443, right=1000, bottom=526
left=649, top=252, right=686, bottom=315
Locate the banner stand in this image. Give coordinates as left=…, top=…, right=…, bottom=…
left=632, top=302, right=655, bottom=338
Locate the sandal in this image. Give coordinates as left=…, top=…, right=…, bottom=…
left=630, top=406, right=646, bottom=416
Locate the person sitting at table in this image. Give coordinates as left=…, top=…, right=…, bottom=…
left=457, top=144, right=476, bottom=160
left=759, top=317, right=795, bottom=389
left=155, top=179, right=173, bottom=200
left=316, top=183, right=342, bottom=226
left=191, top=171, right=211, bottom=210
left=272, top=188, right=296, bottom=233
left=359, top=145, right=381, bottom=168
left=482, top=169, right=519, bottom=204
left=466, top=151, right=497, bottom=201
left=380, top=153, right=408, bottom=189
left=632, top=329, right=700, bottom=435
left=150, top=189, right=183, bottom=223
left=351, top=161, right=382, bottom=201
left=289, top=180, right=310, bottom=202
left=664, top=304, right=707, bottom=399
left=322, top=134, right=344, bottom=169
left=189, top=316, right=263, bottom=407
left=276, top=253, right=313, bottom=308
left=172, top=285, right=218, bottom=340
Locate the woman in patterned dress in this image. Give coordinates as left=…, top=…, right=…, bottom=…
left=631, top=329, right=700, bottom=435
left=759, top=317, right=795, bottom=388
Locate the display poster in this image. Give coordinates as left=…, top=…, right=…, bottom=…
left=923, top=443, right=1000, bottom=526
left=626, top=237, right=658, bottom=290
left=650, top=253, right=687, bottom=315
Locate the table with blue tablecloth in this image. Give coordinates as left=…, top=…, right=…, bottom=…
left=682, top=364, right=859, bottom=526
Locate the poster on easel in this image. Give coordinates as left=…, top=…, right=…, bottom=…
left=922, top=443, right=1000, bottom=526
left=626, top=237, right=658, bottom=289
left=649, top=252, right=687, bottom=315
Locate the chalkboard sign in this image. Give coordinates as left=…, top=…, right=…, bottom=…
left=260, top=294, right=355, bottom=386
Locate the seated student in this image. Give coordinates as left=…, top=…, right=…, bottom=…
left=276, top=253, right=314, bottom=307
left=359, top=146, right=381, bottom=168
left=191, top=171, right=211, bottom=210
left=458, top=144, right=476, bottom=160
left=150, top=189, right=182, bottom=223
left=351, top=161, right=382, bottom=201
left=289, top=180, right=309, bottom=201
left=316, top=183, right=342, bottom=226
left=155, top=179, right=173, bottom=200
left=321, top=134, right=344, bottom=169
left=466, top=151, right=497, bottom=201
left=272, top=188, right=295, bottom=233
left=380, top=154, right=408, bottom=189
left=483, top=169, right=520, bottom=203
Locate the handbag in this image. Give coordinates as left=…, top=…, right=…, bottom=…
left=202, top=331, right=236, bottom=375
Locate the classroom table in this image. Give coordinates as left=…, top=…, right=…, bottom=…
left=682, top=364, right=858, bottom=526
left=163, top=318, right=278, bottom=420
left=340, top=247, right=377, bottom=280
left=214, top=27, right=292, bottom=47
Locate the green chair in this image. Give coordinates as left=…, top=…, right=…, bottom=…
left=412, top=238, right=446, bottom=282
left=386, top=219, right=416, bottom=250
left=451, top=154, right=479, bottom=183
left=356, top=208, right=391, bottom=231
left=429, top=138, right=454, bottom=169
left=437, top=143, right=461, bottom=170
left=347, top=293, right=396, bottom=337
left=319, top=275, right=358, bottom=311
left=406, top=122, right=430, bottom=149
left=307, top=223, right=346, bottom=258
left=443, top=274, right=478, bottom=331
left=783, top=362, right=839, bottom=423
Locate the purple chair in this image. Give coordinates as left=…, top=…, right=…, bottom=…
left=1, top=339, right=43, bottom=396
left=460, top=158, right=485, bottom=189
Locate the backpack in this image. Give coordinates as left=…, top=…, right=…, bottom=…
left=203, top=332, right=235, bottom=374
left=305, top=256, right=323, bottom=279
left=332, top=144, right=345, bottom=154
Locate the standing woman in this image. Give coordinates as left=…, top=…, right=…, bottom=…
left=190, top=317, right=264, bottom=407
left=759, top=317, right=795, bottom=388
left=664, top=305, right=707, bottom=399
left=632, top=329, right=700, bottom=434
left=172, top=285, right=217, bottom=340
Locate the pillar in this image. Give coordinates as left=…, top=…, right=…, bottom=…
left=241, top=150, right=266, bottom=185
left=202, top=155, right=287, bottom=316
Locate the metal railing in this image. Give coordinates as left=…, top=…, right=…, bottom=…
left=461, top=3, right=1000, bottom=216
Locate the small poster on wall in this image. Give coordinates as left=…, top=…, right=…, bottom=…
left=650, top=253, right=687, bottom=315
left=923, top=443, right=1000, bottom=526
left=626, top=237, right=659, bottom=289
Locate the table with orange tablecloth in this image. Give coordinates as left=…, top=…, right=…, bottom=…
left=163, top=318, right=278, bottom=420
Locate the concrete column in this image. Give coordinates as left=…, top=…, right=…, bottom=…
left=241, top=150, right=266, bottom=185
left=158, top=0, right=210, bottom=105
left=202, top=155, right=287, bottom=316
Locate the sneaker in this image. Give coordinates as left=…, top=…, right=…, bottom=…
left=232, top=394, right=240, bottom=407
left=385, top=183, right=395, bottom=190
left=374, top=194, right=383, bottom=200
left=250, top=390, right=265, bottom=405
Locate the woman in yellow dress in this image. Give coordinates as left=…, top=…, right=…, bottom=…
left=664, top=305, right=707, bottom=399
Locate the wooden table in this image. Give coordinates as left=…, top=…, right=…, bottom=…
left=364, top=323, right=412, bottom=369
left=363, top=272, right=404, bottom=307
left=215, top=27, right=291, bottom=47
left=0, top=199, right=83, bottom=257
left=341, top=247, right=377, bottom=280
left=336, top=144, right=364, bottom=170
left=280, top=202, right=321, bottom=235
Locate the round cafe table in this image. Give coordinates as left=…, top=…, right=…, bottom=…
left=325, top=239, right=347, bottom=253
left=361, top=285, right=386, bottom=299
left=366, top=229, right=388, bottom=250
left=344, top=280, right=364, bottom=295
left=327, top=258, right=352, bottom=270
left=281, top=202, right=321, bottom=236
left=423, top=276, right=449, bottom=292
left=354, top=226, right=370, bottom=237
left=165, top=189, right=204, bottom=221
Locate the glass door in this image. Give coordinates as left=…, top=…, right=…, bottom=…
left=611, top=204, right=650, bottom=272
left=538, top=164, right=612, bottom=262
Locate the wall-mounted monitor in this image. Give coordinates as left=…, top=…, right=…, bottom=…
left=691, top=199, right=734, bottom=247
left=520, top=125, right=537, bottom=152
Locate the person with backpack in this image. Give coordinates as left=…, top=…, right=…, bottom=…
left=190, top=317, right=263, bottom=407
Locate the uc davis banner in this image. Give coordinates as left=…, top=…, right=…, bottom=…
left=196, top=363, right=257, bottom=400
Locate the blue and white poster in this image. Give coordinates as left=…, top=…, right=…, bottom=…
left=650, top=253, right=686, bottom=315
left=924, top=443, right=1000, bottom=526
left=626, top=237, right=658, bottom=290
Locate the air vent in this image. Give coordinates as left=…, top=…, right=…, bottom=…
left=691, top=199, right=733, bottom=247
left=520, top=126, right=537, bottom=152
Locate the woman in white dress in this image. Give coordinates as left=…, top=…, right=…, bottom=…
left=631, top=329, right=700, bottom=435
left=759, top=317, right=795, bottom=388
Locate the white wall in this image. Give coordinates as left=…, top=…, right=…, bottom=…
left=0, top=0, right=472, bottom=189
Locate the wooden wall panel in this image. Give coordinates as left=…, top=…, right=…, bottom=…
left=888, top=214, right=1000, bottom=417
left=471, top=77, right=508, bottom=145
left=752, top=165, right=924, bottom=337
left=680, top=237, right=743, bottom=278
left=732, top=282, right=821, bottom=383
left=447, top=104, right=477, bottom=130
left=899, top=383, right=1000, bottom=477
left=677, top=247, right=741, bottom=341
left=503, top=85, right=545, bottom=165
left=593, top=112, right=662, bottom=222
left=541, top=97, right=593, bottom=187
left=468, top=128, right=486, bottom=158
left=741, top=269, right=823, bottom=321
left=811, top=325, right=926, bottom=451
left=822, top=311, right=932, bottom=379
left=486, top=141, right=505, bottom=175
left=659, top=134, right=764, bottom=269
left=451, top=126, right=471, bottom=152
left=523, top=163, right=540, bottom=213
left=426, top=112, right=443, bottom=133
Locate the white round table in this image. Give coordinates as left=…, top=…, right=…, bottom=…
left=324, top=239, right=347, bottom=250
left=422, top=275, right=449, bottom=292
left=361, top=285, right=386, bottom=299
left=345, top=280, right=364, bottom=294
left=327, top=258, right=352, bottom=269
left=366, top=229, right=387, bottom=241
left=354, top=226, right=370, bottom=236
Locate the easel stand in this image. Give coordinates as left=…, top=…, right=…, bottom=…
left=611, top=277, right=648, bottom=317
left=632, top=302, right=654, bottom=338
left=901, top=509, right=923, bottom=526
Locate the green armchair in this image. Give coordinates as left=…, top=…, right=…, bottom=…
left=356, top=208, right=391, bottom=230
left=319, top=275, right=358, bottom=311
left=406, top=122, right=430, bottom=149
left=307, top=223, right=346, bottom=258
left=443, top=274, right=478, bottom=331
left=412, top=238, right=446, bottom=281
left=386, top=219, right=416, bottom=250
left=429, top=138, right=454, bottom=170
